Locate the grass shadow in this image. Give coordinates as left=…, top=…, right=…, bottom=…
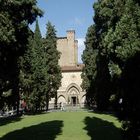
left=88, top=110, right=117, bottom=117
left=0, top=120, right=63, bottom=140
left=0, top=116, right=23, bottom=126
left=84, top=116, right=123, bottom=140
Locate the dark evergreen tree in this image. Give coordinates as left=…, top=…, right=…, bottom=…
left=81, top=25, right=98, bottom=108
left=29, top=20, right=45, bottom=111
left=90, top=0, right=114, bottom=111
left=82, top=0, right=140, bottom=138
left=19, top=33, right=34, bottom=110
left=104, top=0, right=140, bottom=139
left=0, top=0, right=42, bottom=113
left=19, top=20, right=46, bottom=112
left=44, top=22, right=62, bottom=111
left=90, top=0, right=140, bottom=138
left=93, top=0, right=125, bottom=111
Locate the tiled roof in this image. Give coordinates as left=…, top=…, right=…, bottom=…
left=57, top=37, right=67, bottom=39
left=61, top=64, right=84, bottom=72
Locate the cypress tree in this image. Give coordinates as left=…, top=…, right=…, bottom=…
left=44, top=22, right=62, bottom=111
left=81, top=25, right=98, bottom=108
left=83, top=0, right=140, bottom=138
left=30, top=19, right=45, bottom=111
left=104, top=0, right=140, bottom=139
left=19, top=33, right=34, bottom=110
left=19, top=20, right=45, bottom=112
left=91, top=0, right=113, bottom=111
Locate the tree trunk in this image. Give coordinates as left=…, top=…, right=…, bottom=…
left=15, top=88, right=20, bottom=116
left=54, top=92, right=57, bottom=109
left=46, top=94, right=49, bottom=111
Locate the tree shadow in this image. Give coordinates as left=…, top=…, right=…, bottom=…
left=88, top=110, right=116, bottom=117
left=0, top=120, right=63, bottom=140
left=84, top=116, right=123, bottom=140
left=0, top=116, right=23, bottom=126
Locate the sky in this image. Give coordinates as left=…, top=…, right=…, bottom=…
left=30, top=0, right=95, bottom=63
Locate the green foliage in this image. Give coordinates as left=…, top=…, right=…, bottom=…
left=19, top=21, right=62, bottom=112
left=44, top=22, right=62, bottom=110
left=105, top=13, right=140, bottom=62
left=0, top=0, right=43, bottom=46
left=82, top=0, right=114, bottom=110
left=109, top=94, right=116, bottom=103
left=0, top=0, right=43, bottom=110
left=83, top=1, right=140, bottom=138
left=19, top=20, right=46, bottom=111
left=108, top=61, right=121, bottom=78
left=86, top=0, right=140, bottom=139
left=104, top=0, right=140, bottom=121
left=82, top=25, right=97, bottom=90
left=81, top=25, right=98, bottom=107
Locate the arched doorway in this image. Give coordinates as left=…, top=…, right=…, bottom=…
left=67, top=85, right=80, bottom=106
left=57, top=95, right=66, bottom=104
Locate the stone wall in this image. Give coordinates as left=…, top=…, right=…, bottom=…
left=57, top=71, right=85, bottom=105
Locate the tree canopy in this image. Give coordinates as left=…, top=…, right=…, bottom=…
left=44, top=22, right=62, bottom=110
left=82, top=0, right=140, bottom=138
left=0, top=0, right=43, bottom=111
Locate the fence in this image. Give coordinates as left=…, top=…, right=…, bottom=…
left=48, top=103, right=86, bottom=111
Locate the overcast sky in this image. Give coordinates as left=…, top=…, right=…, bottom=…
left=30, top=0, right=95, bottom=63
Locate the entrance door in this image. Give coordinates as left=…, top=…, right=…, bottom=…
left=67, top=85, right=80, bottom=106
left=71, top=97, right=76, bottom=106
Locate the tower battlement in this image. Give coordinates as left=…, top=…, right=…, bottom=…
left=66, top=30, right=75, bottom=33
left=67, top=30, right=75, bottom=41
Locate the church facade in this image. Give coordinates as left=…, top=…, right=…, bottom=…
left=50, top=30, right=85, bottom=107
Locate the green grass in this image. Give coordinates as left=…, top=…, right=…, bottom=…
left=0, top=111, right=123, bottom=140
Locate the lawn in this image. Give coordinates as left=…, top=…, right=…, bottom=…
left=0, top=111, right=123, bottom=140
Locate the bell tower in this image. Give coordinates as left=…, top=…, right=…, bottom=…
left=57, top=30, right=78, bottom=66
left=67, top=30, right=78, bottom=66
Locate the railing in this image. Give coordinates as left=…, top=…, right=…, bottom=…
left=48, top=103, right=86, bottom=111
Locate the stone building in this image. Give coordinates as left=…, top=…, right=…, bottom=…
left=50, top=30, right=85, bottom=107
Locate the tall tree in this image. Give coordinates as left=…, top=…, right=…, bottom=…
left=81, top=25, right=98, bottom=108
left=44, top=22, right=62, bottom=111
left=19, top=34, right=34, bottom=110
left=93, top=0, right=125, bottom=111
left=83, top=0, right=140, bottom=138
left=29, top=20, right=45, bottom=111
left=0, top=0, right=42, bottom=113
left=104, top=0, right=140, bottom=139
left=19, top=20, right=46, bottom=112
left=90, top=0, right=114, bottom=110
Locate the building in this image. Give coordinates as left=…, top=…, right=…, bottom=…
left=50, top=30, right=85, bottom=107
